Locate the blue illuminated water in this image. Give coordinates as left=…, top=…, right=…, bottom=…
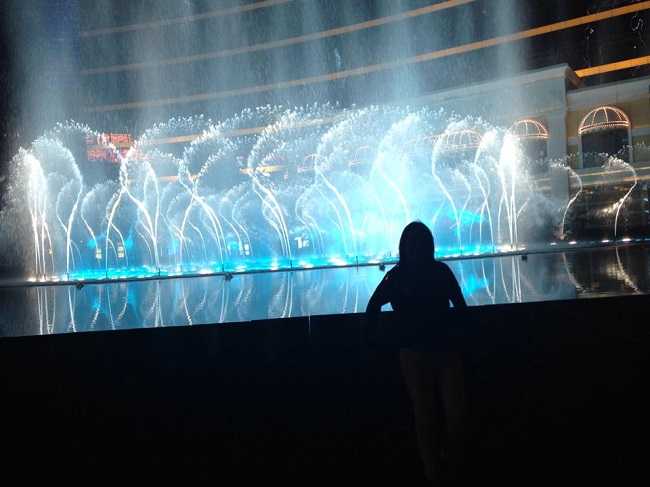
left=3, top=108, right=582, bottom=284
left=56, top=242, right=502, bottom=284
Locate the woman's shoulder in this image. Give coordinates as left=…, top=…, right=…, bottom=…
left=431, top=260, right=455, bottom=277
left=386, top=261, right=452, bottom=280
left=432, top=260, right=451, bottom=270
left=385, top=265, right=401, bottom=279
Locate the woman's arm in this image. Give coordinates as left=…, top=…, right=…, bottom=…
left=366, top=272, right=393, bottom=315
left=364, top=271, right=394, bottom=347
left=446, top=266, right=467, bottom=309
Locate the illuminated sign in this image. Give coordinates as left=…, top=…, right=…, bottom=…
left=86, top=133, right=133, bottom=162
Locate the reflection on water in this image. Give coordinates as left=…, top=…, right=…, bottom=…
left=1, top=245, right=648, bottom=337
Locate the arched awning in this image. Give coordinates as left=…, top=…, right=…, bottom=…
left=509, top=119, right=549, bottom=140
left=434, top=129, right=482, bottom=153
left=579, top=106, right=631, bottom=135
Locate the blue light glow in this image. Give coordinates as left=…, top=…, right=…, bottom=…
left=8, top=107, right=642, bottom=287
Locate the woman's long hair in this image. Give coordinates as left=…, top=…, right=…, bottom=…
left=398, top=221, right=435, bottom=271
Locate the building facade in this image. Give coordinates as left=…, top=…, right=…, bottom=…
left=76, top=1, right=650, bottom=130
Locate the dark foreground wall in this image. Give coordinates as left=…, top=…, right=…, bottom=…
left=1, top=295, right=649, bottom=483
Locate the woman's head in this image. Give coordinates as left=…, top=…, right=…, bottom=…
left=398, top=221, right=435, bottom=266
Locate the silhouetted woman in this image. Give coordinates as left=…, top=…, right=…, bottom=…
left=366, top=221, right=467, bottom=484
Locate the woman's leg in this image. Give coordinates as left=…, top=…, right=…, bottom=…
left=439, top=352, right=467, bottom=469
left=400, top=348, right=441, bottom=482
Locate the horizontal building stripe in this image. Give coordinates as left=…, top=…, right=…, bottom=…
left=125, top=59, right=650, bottom=148
left=87, top=1, right=650, bottom=113
left=80, top=0, right=294, bottom=38
left=575, top=55, right=650, bottom=77
left=81, top=0, right=476, bottom=75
